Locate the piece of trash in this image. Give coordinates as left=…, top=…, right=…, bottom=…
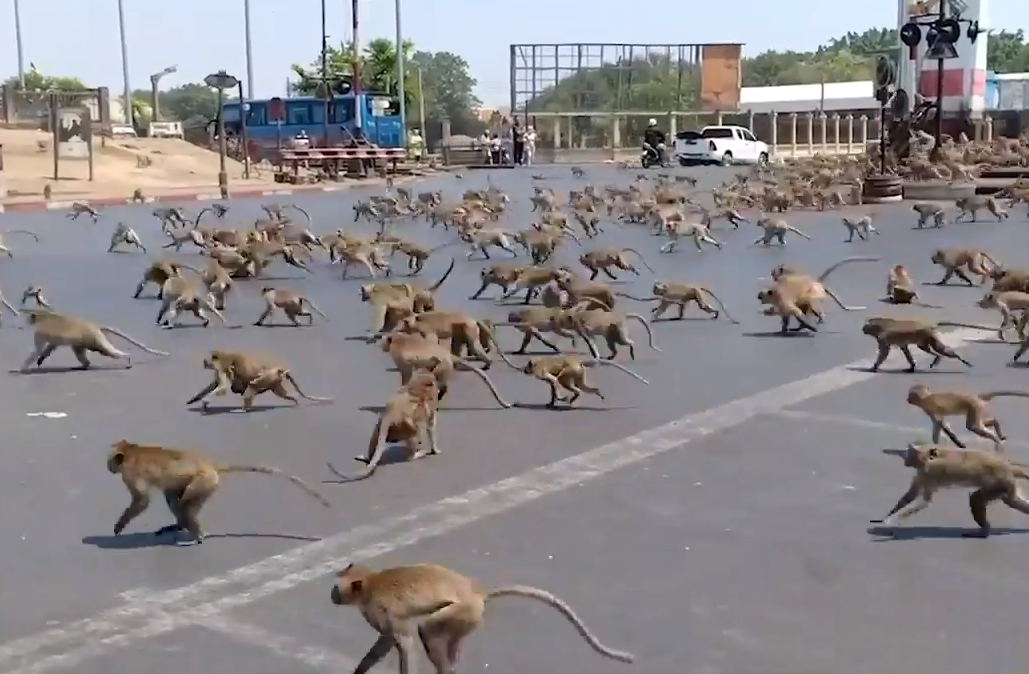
left=26, top=412, right=67, bottom=419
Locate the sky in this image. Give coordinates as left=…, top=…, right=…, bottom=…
left=1, top=0, right=1026, bottom=107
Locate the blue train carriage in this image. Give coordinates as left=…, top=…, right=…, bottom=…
left=221, top=93, right=403, bottom=163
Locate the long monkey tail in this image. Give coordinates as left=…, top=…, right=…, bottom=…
left=216, top=464, right=331, bottom=506
left=816, top=256, right=882, bottom=283
left=978, top=390, right=1029, bottom=401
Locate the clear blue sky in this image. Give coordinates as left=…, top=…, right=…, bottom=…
left=1, top=0, right=1025, bottom=106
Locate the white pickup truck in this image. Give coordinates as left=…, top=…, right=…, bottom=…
left=673, top=125, right=770, bottom=167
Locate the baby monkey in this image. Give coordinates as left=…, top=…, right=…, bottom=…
left=520, top=354, right=649, bottom=408
left=107, top=439, right=330, bottom=545
left=331, top=562, right=633, bottom=674
left=906, top=383, right=1029, bottom=450
left=871, top=442, right=1029, bottom=538
left=840, top=214, right=879, bottom=242
left=881, top=265, right=941, bottom=308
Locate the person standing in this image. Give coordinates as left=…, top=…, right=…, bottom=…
left=524, top=125, right=537, bottom=166
left=511, top=117, right=525, bottom=165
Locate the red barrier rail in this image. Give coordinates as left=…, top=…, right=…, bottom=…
left=278, top=147, right=405, bottom=162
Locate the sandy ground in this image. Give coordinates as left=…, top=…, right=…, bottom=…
left=0, top=129, right=277, bottom=202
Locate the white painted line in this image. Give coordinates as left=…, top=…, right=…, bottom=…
left=774, top=409, right=1029, bottom=451
left=0, top=328, right=990, bottom=674
left=196, top=615, right=357, bottom=671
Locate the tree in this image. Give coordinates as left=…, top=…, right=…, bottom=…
left=987, top=30, right=1029, bottom=73
left=409, top=50, right=483, bottom=138
left=3, top=63, right=86, bottom=91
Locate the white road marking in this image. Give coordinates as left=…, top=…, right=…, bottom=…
left=196, top=615, right=357, bottom=671
left=0, top=328, right=989, bottom=674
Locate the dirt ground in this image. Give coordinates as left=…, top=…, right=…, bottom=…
left=0, top=128, right=277, bottom=203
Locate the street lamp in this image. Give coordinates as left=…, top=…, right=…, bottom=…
left=149, top=65, right=177, bottom=122
left=117, top=0, right=132, bottom=124
left=394, top=0, right=407, bottom=148
left=13, top=0, right=26, bottom=88
left=205, top=70, right=240, bottom=199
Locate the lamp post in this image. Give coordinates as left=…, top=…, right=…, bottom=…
left=394, top=0, right=406, bottom=148
left=243, top=0, right=255, bottom=99
left=149, top=65, right=177, bottom=122
left=117, top=0, right=132, bottom=124
left=205, top=70, right=240, bottom=199
left=13, top=0, right=25, bottom=88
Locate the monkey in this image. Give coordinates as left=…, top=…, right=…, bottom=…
left=861, top=317, right=995, bottom=372
left=469, top=262, right=525, bottom=300
left=758, top=257, right=880, bottom=333
left=622, top=281, right=739, bottom=323
left=840, top=214, right=879, bottom=242
left=19, top=285, right=50, bottom=311
left=562, top=306, right=660, bottom=360
left=67, top=201, right=99, bottom=223
left=659, top=220, right=721, bottom=253
left=153, top=207, right=188, bottom=232
left=520, top=354, right=649, bottom=408
left=43, top=183, right=52, bottom=201
left=337, top=241, right=392, bottom=279
left=955, top=195, right=1008, bottom=223
left=329, top=562, right=633, bottom=674
left=990, top=266, right=1029, bottom=293
left=551, top=270, right=636, bottom=312
left=500, top=266, right=571, bottom=305
left=880, top=265, right=941, bottom=307
left=379, top=332, right=513, bottom=408
left=460, top=228, right=518, bottom=260
left=752, top=217, right=812, bottom=246
left=871, top=442, right=1029, bottom=538
left=131, top=187, right=147, bottom=204
left=570, top=165, right=586, bottom=177
left=976, top=290, right=1029, bottom=341
left=931, top=247, right=998, bottom=286
left=906, top=383, right=1029, bottom=449
left=133, top=260, right=200, bottom=299
left=254, top=286, right=329, bottom=327
left=17, top=310, right=169, bottom=372
left=887, top=264, right=913, bottom=296
left=392, top=311, right=515, bottom=368
left=514, top=226, right=579, bottom=265
left=244, top=239, right=312, bottom=274
left=186, top=350, right=333, bottom=411
left=162, top=226, right=207, bottom=252
left=107, top=439, right=330, bottom=545
left=911, top=202, right=947, bottom=228
left=577, top=247, right=654, bottom=280
left=326, top=371, right=441, bottom=481
left=107, top=222, right=146, bottom=254
left=388, top=239, right=449, bottom=275
left=492, top=306, right=587, bottom=354
left=201, top=260, right=235, bottom=311
left=360, top=259, right=455, bottom=334
left=0, top=228, right=38, bottom=258
left=155, top=277, right=227, bottom=328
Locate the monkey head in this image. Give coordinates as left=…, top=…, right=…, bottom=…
left=107, top=440, right=133, bottom=474
left=211, top=204, right=228, bottom=218
left=521, top=359, right=536, bottom=375
left=756, top=287, right=779, bottom=305
left=578, top=253, right=592, bottom=267
left=553, top=269, right=575, bottom=285
left=770, top=264, right=797, bottom=282
left=977, top=292, right=999, bottom=309
left=861, top=319, right=887, bottom=337
left=930, top=250, right=946, bottom=264
left=203, top=351, right=227, bottom=371
left=652, top=282, right=668, bottom=296
left=395, top=316, right=422, bottom=335
left=906, top=384, right=930, bottom=405
left=358, top=284, right=375, bottom=302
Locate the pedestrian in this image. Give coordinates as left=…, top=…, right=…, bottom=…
left=511, top=117, right=525, bottom=165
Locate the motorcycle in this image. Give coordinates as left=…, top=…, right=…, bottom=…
left=641, top=142, right=665, bottom=169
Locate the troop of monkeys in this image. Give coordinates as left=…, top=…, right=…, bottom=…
left=22, top=168, right=1029, bottom=674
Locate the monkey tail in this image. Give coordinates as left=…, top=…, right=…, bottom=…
left=282, top=371, right=334, bottom=403
left=935, top=321, right=1000, bottom=332
left=327, top=415, right=390, bottom=482
left=428, top=258, right=456, bottom=292
left=289, top=204, right=313, bottom=226
left=625, top=314, right=661, bottom=352
left=583, top=359, right=649, bottom=384
left=816, top=256, right=882, bottom=283
left=698, top=288, right=740, bottom=324
left=618, top=294, right=658, bottom=302
left=978, top=390, right=1029, bottom=401
left=1, top=296, right=20, bottom=317
left=99, top=327, right=170, bottom=356
left=823, top=288, right=865, bottom=312
left=788, top=225, right=813, bottom=240
left=484, top=586, right=634, bottom=663
left=2, top=229, right=40, bottom=242
left=574, top=296, right=612, bottom=311
left=477, top=320, right=518, bottom=369
left=217, top=463, right=331, bottom=507
left=456, top=359, right=514, bottom=408
left=619, top=248, right=655, bottom=272
left=305, top=300, right=330, bottom=321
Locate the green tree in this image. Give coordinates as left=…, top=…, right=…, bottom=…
left=409, top=50, right=482, bottom=138
left=987, top=30, right=1029, bottom=73
left=3, top=63, right=86, bottom=91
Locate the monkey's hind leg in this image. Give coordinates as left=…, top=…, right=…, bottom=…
left=965, top=486, right=1007, bottom=538
left=174, top=475, right=216, bottom=545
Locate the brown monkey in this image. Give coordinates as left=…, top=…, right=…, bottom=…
left=155, top=277, right=227, bottom=328
left=861, top=317, right=992, bottom=372
left=326, top=371, right=441, bottom=481
left=360, top=260, right=454, bottom=335
left=881, top=265, right=941, bottom=308
left=906, top=383, right=1029, bottom=449
left=760, top=257, right=880, bottom=332
left=753, top=217, right=812, bottom=245
left=520, top=354, right=649, bottom=407
left=391, top=240, right=448, bottom=275
left=186, top=350, right=333, bottom=411
left=623, top=281, right=738, bottom=323
left=931, top=247, right=998, bottom=285
left=955, top=195, right=1008, bottom=223
left=67, top=201, right=99, bottom=222
left=107, top=222, right=146, bottom=254
left=493, top=305, right=593, bottom=354
left=500, top=266, right=571, bottom=304
left=329, top=562, right=633, bottom=674
left=562, top=306, right=660, bottom=360
left=990, top=266, right=1029, bottom=293
left=134, top=260, right=200, bottom=299
left=840, top=214, right=879, bottom=242
left=976, top=291, right=1029, bottom=341
left=336, top=241, right=391, bottom=279
left=254, top=287, right=329, bottom=327
left=577, top=247, right=654, bottom=280
left=460, top=228, right=518, bottom=260
left=871, top=443, right=1029, bottom=538
left=107, top=439, right=329, bottom=545
left=911, top=202, right=946, bottom=228
left=201, top=260, right=235, bottom=310
left=552, top=270, right=635, bottom=311
left=18, top=310, right=169, bottom=372
left=379, top=332, right=513, bottom=408
left=0, top=229, right=40, bottom=257
left=469, top=261, right=525, bottom=300
left=392, top=311, right=515, bottom=368
left=163, top=226, right=207, bottom=251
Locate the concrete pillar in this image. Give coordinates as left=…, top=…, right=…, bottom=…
left=845, top=115, right=854, bottom=154
left=668, top=114, right=677, bottom=137
left=552, top=118, right=561, bottom=149
left=858, top=115, right=869, bottom=147
left=818, top=113, right=827, bottom=153
left=832, top=114, right=841, bottom=155
left=789, top=113, right=798, bottom=157
left=769, top=112, right=778, bottom=156
left=805, top=112, right=814, bottom=155
left=0, top=144, right=6, bottom=200
left=611, top=116, right=620, bottom=149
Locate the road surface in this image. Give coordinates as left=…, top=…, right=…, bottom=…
left=0, top=166, right=1027, bottom=674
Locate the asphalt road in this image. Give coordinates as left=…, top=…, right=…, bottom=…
left=1, top=164, right=1028, bottom=674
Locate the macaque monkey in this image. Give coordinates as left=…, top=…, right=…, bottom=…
left=881, top=265, right=941, bottom=307
left=752, top=217, right=812, bottom=246
left=861, top=317, right=992, bottom=372
left=520, top=354, right=649, bottom=407
left=155, top=277, right=227, bottom=328
left=254, top=287, right=329, bottom=327
left=623, top=281, right=738, bottom=323
left=469, top=262, right=524, bottom=300
left=955, top=195, right=1008, bottom=223
left=912, top=202, right=946, bottom=228
left=871, top=443, right=1029, bottom=538
left=989, top=266, right=1029, bottom=293
left=107, top=439, right=330, bottom=545
left=330, top=562, right=633, bottom=674
left=562, top=306, right=660, bottom=360
left=153, top=207, right=188, bottom=231
left=18, top=310, right=169, bottom=372
left=976, top=291, right=1029, bottom=341
left=460, top=228, right=518, bottom=260
left=931, top=247, right=998, bottom=286
left=758, top=257, right=880, bottom=332
left=0, top=229, right=40, bottom=257
left=20, top=285, right=50, bottom=310
left=186, top=350, right=333, bottom=411
left=840, top=214, right=879, bottom=242
left=67, top=201, right=99, bottom=222
left=337, top=242, right=392, bottom=279
left=906, top=383, right=1029, bottom=449
left=163, top=227, right=207, bottom=252
left=577, top=247, right=654, bottom=280
left=133, top=260, right=200, bottom=299
left=108, top=222, right=146, bottom=254
left=326, top=371, right=440, bottom=481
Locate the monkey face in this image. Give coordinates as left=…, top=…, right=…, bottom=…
left=652, top=283, right=666, bottom=296
left=107, top=440, right=131, bottom=474
left=861, top=321, right=882, bottom=336
left=930, top=251, right=944, bottom=264
left=521, top=360, right=535, bottom=375
left=756, top=289, right=775, bottom=304
left=977, top=293, right=997, bottom=309
left=260, top=287, right=275, bottom=296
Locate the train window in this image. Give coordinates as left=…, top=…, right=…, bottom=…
left=287, top=102, right=311, bottom=126
left=332, top=98, right=355, bottom=124
left=310, top=102, right=325, bottom=125
left=245, top=103, right=266, bottom=126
